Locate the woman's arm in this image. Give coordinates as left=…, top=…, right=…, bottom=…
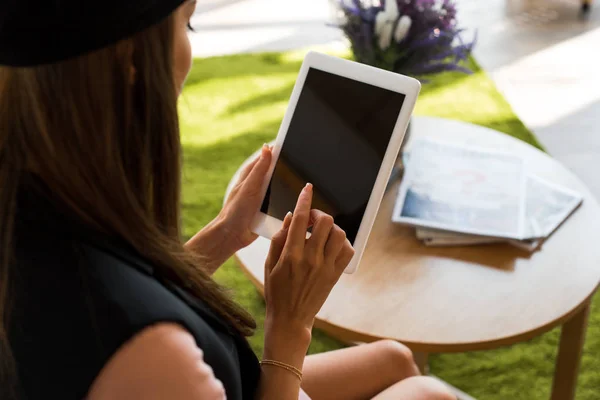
left=88, top=322, right=311, bottom=400
left=255, top=321, right=312, bottom=400
left=185, top=216, right=239, bottom=275
left=256, top=186, right=355, bottom=399
left=88, top=323, right=226, bottom=400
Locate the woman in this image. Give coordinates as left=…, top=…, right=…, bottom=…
left=0, top=1, right=455, bottom=399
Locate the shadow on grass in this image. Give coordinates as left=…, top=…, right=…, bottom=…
left=224, top=82, right=295, bottom=116
left=213, top=55, right=477, bottom=122
left=187, top=53, right=303, bottom=86
left=189, top=51, right=476, bottom=95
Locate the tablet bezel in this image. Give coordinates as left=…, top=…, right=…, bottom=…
left=249, top=51, right=420, bottom=274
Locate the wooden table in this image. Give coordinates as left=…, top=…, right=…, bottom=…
left=229, top=116, right=600, bottom=400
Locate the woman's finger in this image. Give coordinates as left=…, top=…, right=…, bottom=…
left=334, top=240, right=355, bottom=272
left=265, top=212, right=293, bottom=275
left=324, top=225, right=347, bottom=264
left=306, top=210, right=334, bottom=255
left=285, top=183, right=313, bottom=252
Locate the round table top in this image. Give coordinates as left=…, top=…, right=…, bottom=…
left=231, top=116, right=600, bottom=352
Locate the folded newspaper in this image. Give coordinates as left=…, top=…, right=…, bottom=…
left=392, top=138, right=583, bottom=251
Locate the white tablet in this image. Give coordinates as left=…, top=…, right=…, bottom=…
left=252, top=52, right=420, bottom=274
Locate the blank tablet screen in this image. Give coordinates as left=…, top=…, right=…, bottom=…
left=260, top=67, right=406, bottom=243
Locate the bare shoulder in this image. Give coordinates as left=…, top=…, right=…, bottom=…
left=88, top=323, right=226, bottom=400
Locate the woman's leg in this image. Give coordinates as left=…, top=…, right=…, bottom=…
left=372, top=376, right=456, bottom=400
left=301, top=340, right=421, bottom=400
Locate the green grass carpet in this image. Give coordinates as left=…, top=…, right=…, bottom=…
left=179, top=51, right=599, bottom=399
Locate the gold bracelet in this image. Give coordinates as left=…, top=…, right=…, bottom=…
left=260, top=359, right=303, bottom=382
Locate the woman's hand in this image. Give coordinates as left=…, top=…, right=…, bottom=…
left=262, top=183, right=355, bottom=368
left=185, top=144, right=272, bottom=274
left=218, top=143, right=273, bottom=250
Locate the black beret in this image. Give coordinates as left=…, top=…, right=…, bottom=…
left=0, top=0, right=187, bottom=67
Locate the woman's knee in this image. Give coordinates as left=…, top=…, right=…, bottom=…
left=372, top=340, right=419, bottom=376
left=403, top=376, right=456, bottom=400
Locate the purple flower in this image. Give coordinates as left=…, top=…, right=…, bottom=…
left=334, top=0, right=475, bottom=80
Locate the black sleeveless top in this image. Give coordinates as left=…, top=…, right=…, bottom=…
left=8, top=180, right=261, bottom=399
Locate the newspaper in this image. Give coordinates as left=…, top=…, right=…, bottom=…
left=392, top=138, right=527, bottom=239
left=416, top=227, right=503, bottom=244
left=522, top=175, right=583, bottom=239
left=413, top=175, right=582, bottom=251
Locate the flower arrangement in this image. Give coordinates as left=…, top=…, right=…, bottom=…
left=334, top=0, right=476, bottom=80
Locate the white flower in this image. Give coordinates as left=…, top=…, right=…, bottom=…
left=394, top=15, right=412, bottom=42
left=378, top=23, right=394, bottom=50
left=374, top=0, right=399, bottom=50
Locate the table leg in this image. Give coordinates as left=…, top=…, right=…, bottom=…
left=550, top=304, right=591, bottom=400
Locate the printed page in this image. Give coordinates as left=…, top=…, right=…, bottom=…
left=393, top=138, right=526, bottom=239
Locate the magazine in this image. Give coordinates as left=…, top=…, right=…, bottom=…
left=412, top=174, right=582, bottom=251
left=392, top=138, right=527, bottom=239
left=416, top=227, right=542, bottom=251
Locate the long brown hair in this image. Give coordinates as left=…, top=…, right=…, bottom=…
left=0, top=13, right=255, bottom=394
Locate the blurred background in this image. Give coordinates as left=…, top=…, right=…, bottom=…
left=189, top=0, right=599, bottom=196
